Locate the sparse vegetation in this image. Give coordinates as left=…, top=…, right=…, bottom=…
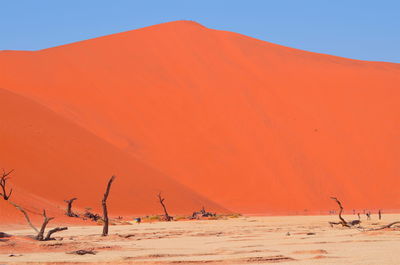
left=227, top=213, right=242, bottom=218
left=2, top=167, right=247, bottom=242
left=191, top=206, right=216, bottom=219
left=173, top=215, right=187, bottom=221
left=151, top=215, right=163, bottom=221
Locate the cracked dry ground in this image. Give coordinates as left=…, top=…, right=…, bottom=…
left=1, top=214, right=400, bottom=264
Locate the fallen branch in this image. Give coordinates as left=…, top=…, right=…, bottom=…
left=83, top=209, right=101, bottom=222
left=367, top=221, right=400, bottom=231
left=45, top=227, right=68, bottom=241
left=0, top=232, right=12, bottom=238
left=67, top=249, right=96, bottom=255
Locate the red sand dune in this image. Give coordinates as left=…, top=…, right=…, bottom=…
left=0, top=88, right=225, bottom=222
left=1, top=20, right=399, bottom=216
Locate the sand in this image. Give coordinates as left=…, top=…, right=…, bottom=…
left=0, top=88, right=226, bottom=222
left=1, top=214, right=399, bottom=264
left=0, top=20, right=399, bottom=215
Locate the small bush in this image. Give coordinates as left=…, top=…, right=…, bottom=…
left=174, top=216, right=186, bottom=221
left=147, top=215, right=161, bottom=221
left=228, top=213, right=242, bottom=218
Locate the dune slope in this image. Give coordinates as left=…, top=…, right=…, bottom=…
left=1, top=21, right=399, bottom=213
left=0, top=88, right=225, bottom=222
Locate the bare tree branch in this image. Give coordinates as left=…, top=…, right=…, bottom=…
left=45, top=227, right=68, bottom=240
left=0, top=168, right=67, bottom=239
left=0, top=169, right=14, bottom=200
left=102, top=175, right=116, bottom=236
left=1, top=170, right=38, bottom=232
left=8, top=201, right=39, bottom=233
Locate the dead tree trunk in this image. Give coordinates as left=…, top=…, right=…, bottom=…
left=330, top=197, right=350, bottom=227
left=0, top=169, right=14, bottom=200
left=102, top=175, right=116, bottom=236
left=36, top=210, right=55, bottom=241
left=64, top=198, right=78, bottom=217
left=157, top=192, right=172, bottom=221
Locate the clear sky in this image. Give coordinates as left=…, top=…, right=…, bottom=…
left=1, top=0, right=399, bottom=63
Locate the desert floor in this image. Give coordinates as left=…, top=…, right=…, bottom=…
left=1, top=214, right=399, bottom=264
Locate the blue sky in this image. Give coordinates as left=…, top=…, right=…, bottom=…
left=1, top=0, right=399, bottom=62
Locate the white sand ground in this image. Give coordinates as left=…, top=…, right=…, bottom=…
left=1, top=214, right=399, bottom=264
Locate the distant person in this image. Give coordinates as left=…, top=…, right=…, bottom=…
left=366, top=212, right=371, bottom=220
left=135, top=217, right=141, bottom=224
left=378, top=210, right=382, bottom=220
left=357, top=213, right=361, bottom=220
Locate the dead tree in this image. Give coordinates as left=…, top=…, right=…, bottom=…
left=0, top=169, right=14, bottom=200
left=0, top=168, right=66, bottom=239
left=64, top=198, right=78, bottom=217
left=329, top=197, right=351, bottom=227
left=33, top=210, right=67, bottom=241
left=102, top=175, right=116, bottom=236
left=0, top=169, right=38, bottom=232
left=329, top=199, right=399, bottom=231
left=11, top=206, right=66, bottom=240
left=36, top=210, right=55, bottom=240
left=157, top=192, right=172, bottom=221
